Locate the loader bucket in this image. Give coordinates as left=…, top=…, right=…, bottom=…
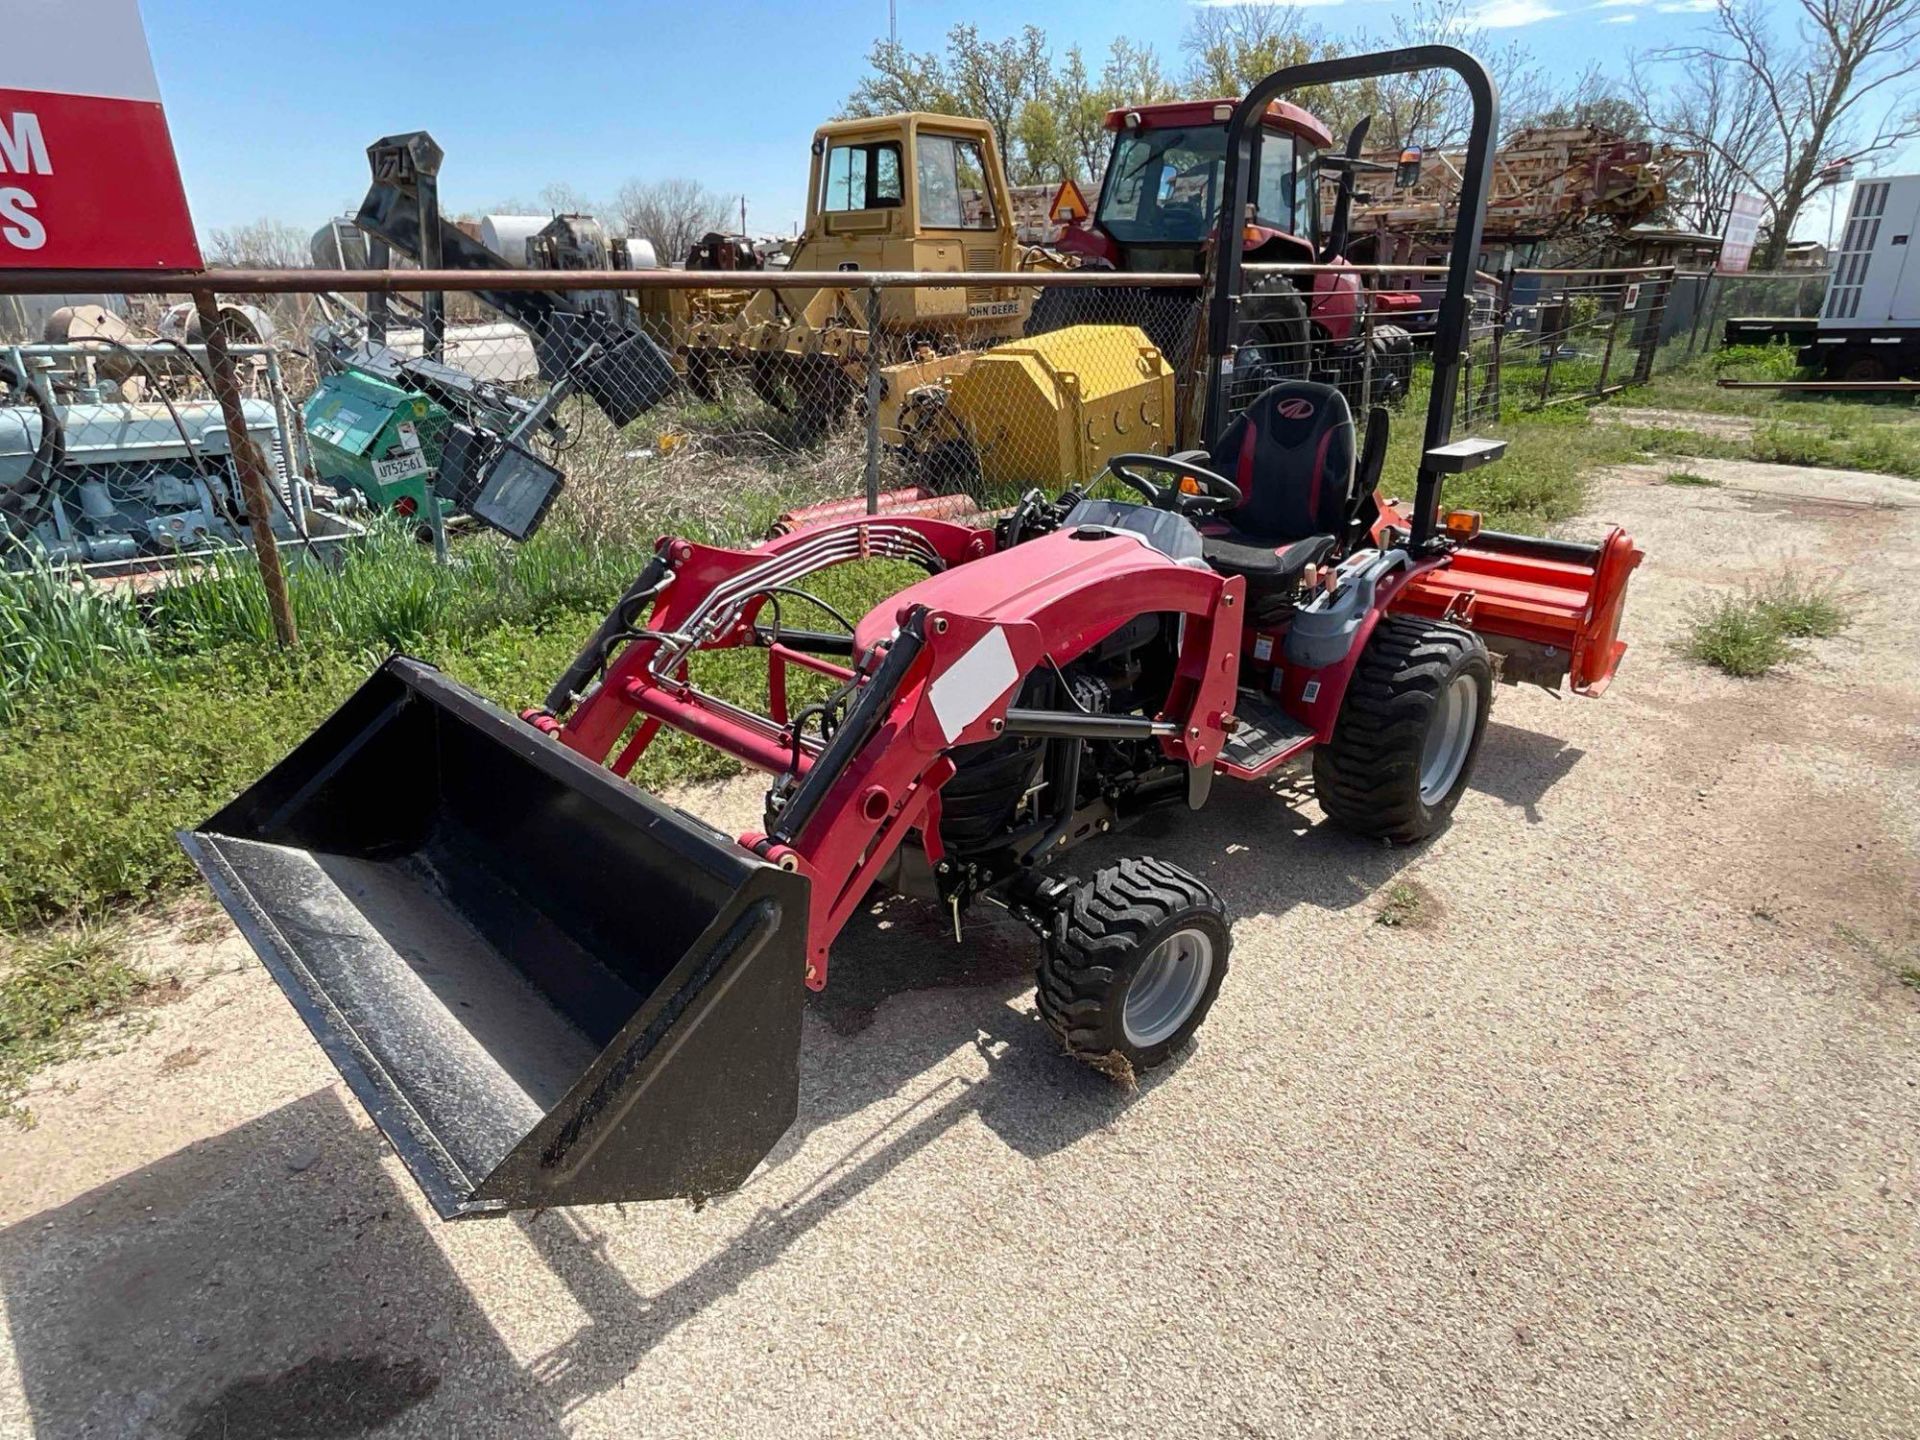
left=179, top=657, right=808, bottom=1219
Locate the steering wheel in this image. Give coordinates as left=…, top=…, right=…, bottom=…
left=1107, top=453, right=1243, bottom=517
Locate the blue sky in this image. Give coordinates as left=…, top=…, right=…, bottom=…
left=144, top=0, right=1873, bottom=243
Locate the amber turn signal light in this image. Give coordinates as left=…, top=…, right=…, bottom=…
left=1443, top=508, right=1482, bottom=539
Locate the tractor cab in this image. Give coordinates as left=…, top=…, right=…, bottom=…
left=1059, top=99, right=1333, bottom=273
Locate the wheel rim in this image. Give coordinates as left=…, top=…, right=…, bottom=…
left=1419, top=673, right=1480, bottom=805
left=1122, top=927, right=1215, bottom=1049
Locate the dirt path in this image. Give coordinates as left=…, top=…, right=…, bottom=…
left=1598, top=406, right=1767, bottom=439
left=3, top=458, right=1916, bottom=1439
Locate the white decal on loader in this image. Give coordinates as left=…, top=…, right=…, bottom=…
left=928, top=626, right=1019, bottom=743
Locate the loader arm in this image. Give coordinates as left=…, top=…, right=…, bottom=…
left=551, top=518, right=1242, bottom=987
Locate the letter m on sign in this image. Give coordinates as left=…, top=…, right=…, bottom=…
left=0, top=113, right=51, bottom=175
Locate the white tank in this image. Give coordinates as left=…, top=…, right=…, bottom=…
left=480, top=215, right=552, bottom=266
left=615, top=235, right=659, bottom=270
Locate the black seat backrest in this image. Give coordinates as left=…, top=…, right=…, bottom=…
left=1208, top=380, right=1357, bottom=541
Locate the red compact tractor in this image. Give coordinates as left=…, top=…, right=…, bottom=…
left=183, top=48, right=1641, bottom=1220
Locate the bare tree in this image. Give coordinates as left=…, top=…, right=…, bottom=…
left=1523, top=63, right=1648, bottom=138
left=538, top=181, right=594, bottom=215
left=202, top=218, right=310, bottom=268
left=1364, top=0, right=1549, bottom=151
left=1627, top=57, right=1780, bottom=235
left=1644, top=0, right=1920, bottom=265
left=614, top=178, right=734, bottom=262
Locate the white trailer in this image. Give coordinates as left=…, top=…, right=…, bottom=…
left=1724, top=173, right=1920, bottom=380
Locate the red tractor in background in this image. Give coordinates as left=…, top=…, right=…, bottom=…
left=1038, top=96, right=1424, bottom=405
left=183, top=46, right=1641, bottom=1222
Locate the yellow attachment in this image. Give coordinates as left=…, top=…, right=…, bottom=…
left=945, top=324, right=1176, bottom=489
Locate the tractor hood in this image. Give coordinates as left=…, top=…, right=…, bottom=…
left=855, top=524, right=1217, bottom=660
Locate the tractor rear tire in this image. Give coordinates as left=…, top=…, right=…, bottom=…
left=1036, top=857, right=1230, bottom=1073
left=1312, top=616, right=1493, bottom=844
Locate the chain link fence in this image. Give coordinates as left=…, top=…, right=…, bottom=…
left=1661, top=269, right=1831, bottom=362
left=1, top=263, right=1681, bottom=581
left=0, top=333, right=358, bottom=575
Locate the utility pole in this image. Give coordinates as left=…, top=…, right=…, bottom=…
left=740, top=194, right=748, bottom=233
left=890, top=0, right=897, bottom=46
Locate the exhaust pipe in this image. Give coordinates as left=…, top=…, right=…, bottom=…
left=180, top=658, right=808, bottom=1218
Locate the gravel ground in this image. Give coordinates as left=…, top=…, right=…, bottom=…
left=2, top=456, right=1916, bottom=1440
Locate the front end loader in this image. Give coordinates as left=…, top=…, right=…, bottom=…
left=185, top=46, right=1642, bottom=1221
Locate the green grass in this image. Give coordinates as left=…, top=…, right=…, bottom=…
left=1383, top=368, right=1617, bottom=532
left=1685, top=596, right=1794, bottom=677
left=0, top=523, right=916, bottom=930
left=1622, top=347, right=1920, bottom=483
left=1, top=922, right=151, bottom=1118
left=1661, top=469, right=1721, bottom=487
left=0, top=548, right=153, bottom=720
left=1685, top=571, right=1850, bottom=678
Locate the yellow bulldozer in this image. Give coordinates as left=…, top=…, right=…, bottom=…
left=640, top=113, right=1178, bottom=490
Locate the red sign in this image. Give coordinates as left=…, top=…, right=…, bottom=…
left=1718, top=192, right=1767, bottom=275
left=0, top=1, right=201, bottom=270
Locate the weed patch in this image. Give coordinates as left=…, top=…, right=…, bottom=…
left=1375, top=881, right=1434, bottom=929
left=1685, top=570, right=1850, bottom=678
left=1, top=923, right=150, bottom=1118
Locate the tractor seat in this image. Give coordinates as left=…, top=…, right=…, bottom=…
left=1187, top=380, right=1386, bottom=607
left=1200, top=529, right=1337, bottom=586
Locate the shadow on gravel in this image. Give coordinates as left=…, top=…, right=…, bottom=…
left=0, top=1091, right=570, bottom=1440
left=1470, top=720, right=1586, bottom=825
left=479, top=768, right=1438, bottom=1414
left=506, top=914, right=1191, bottom=1416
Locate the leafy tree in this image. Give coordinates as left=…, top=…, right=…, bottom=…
left=1103, top=36, right=1173, bottom=106
left=946, top=25, right=1055, bottom=183
left=842, top=38, right=959, bottom=118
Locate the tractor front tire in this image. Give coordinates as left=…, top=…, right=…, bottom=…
left=1037, top=858, right=1230, bottom=1073
left=1312, top=616, right=1493, bottom=844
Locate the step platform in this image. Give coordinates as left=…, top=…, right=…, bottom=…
left=1217, top=688, right=1315, bottom=780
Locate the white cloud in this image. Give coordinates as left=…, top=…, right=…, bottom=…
left=1596, top=0, right=1648, bottom=9
left=1472, top=0, right=1564, bottom=24
left=1654, top=0, right=1718, bottom=10
left=1604, top=13, right=1637, bottom=20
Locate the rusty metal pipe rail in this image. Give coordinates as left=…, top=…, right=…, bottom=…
left=0, top=268, right=1211, bottom=297
left=1716, top=378, right=1920, bottom=393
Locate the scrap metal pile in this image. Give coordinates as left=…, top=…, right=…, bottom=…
left=1341, top=125, right=1695, bottom=248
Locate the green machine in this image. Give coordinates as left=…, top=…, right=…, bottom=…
left=304, top=369, right=451, bottom=519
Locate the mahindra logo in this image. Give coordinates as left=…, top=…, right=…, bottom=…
left=1277, top=398, right=1315, bottom=420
